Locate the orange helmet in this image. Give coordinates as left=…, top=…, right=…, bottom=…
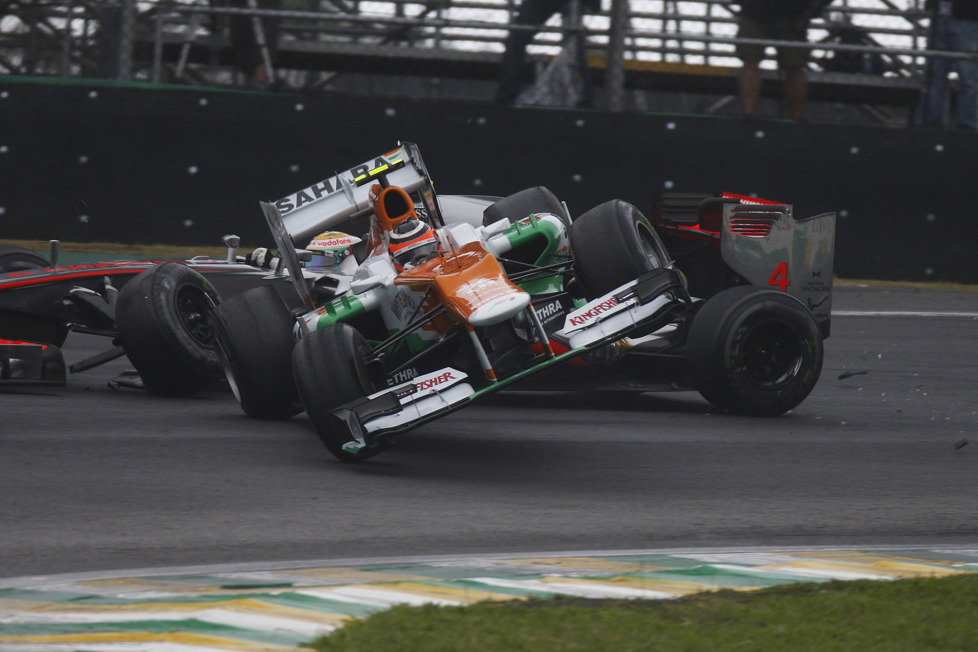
left=388, top=220, right=440, bottom=271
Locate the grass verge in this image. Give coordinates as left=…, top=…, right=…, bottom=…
left=310, top=574, right=978, bottom=651
left=1, top=239, right=230, bottom=259
left=5, top=240, right=977, bottom=291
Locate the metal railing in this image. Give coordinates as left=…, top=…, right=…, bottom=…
left=1, top=0, right=973, bottom=115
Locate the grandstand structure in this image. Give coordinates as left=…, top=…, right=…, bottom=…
left=0, top=1, right=971, bottom=125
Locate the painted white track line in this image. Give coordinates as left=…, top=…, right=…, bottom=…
left=834, top=310, right=978, bottom=318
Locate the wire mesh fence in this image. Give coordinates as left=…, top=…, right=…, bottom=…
left=0, top=0, right=972, bottom=124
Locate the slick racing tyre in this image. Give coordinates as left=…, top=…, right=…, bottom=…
left=0, top=245, right=49, bottom=273
left=482, top=186, right=568, bottom=228
left=570, top=200, right=669, bottom=298
left=686, top=286, right=823, bottom=416
left=211, top=285, right=301, bottom=420
left=116, top=262, right=223, bottom=396
left=292, top=323, right=386, bottom=463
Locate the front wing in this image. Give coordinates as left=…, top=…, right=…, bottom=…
left=0, top=340, right=66, bottom=386
left=332, top=267, right=687, bottom=455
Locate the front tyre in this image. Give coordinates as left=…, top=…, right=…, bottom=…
left=570, top=200, right=669, bottom=299
left=116, top=262, right=223, bottom=396
left=686, top=286, right=823, bottom=416
left=482, top=186, right=567, bottom=228
left=211, top=285, right=301, bottom=419
left=292, top=324, right=386, bottom=463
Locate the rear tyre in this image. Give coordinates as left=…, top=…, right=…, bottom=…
left=292, top=324, right=386, bottom=462
left=686, top=286, right=823, bottom=416
left=570, top=200, right=668, bottom=298
left=482, top=186, right=567, bottom=228
left=116, top=262, right=223, bottom=396
left=211, top=285, right=301, bottom=419
left=0, top=245, right=49, bottom=272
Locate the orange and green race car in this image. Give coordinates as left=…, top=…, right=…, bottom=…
left=209, top=143, right=836, bottom=462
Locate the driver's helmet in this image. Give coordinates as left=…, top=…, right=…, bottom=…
left=306, top=231, right=361, bottom=270
left=388, top=220, right=440, bottom=271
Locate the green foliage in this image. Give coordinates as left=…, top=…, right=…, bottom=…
left=311, top=575, right=978, bottom=652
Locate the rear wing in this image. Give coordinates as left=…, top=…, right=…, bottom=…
left=652, top=191, right=835, bottom=337
left=720, top=202, right=835, bottom=336
left=270, top=142, right=442, bottom=245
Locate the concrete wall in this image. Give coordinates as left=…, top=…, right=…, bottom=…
left=2, top=77, right=977, bottom=283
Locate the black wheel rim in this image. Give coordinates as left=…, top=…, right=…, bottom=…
left=736, top=320, right=805, bottom=388
left=635, top=221, right=663, bottom=268
left=175, top=285, right=215, bottom=347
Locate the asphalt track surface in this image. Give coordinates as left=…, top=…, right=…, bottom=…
left=2, top=283, right=977, bottom=580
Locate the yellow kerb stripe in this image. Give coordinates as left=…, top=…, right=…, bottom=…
left=0, top=631, right=307, bottom=651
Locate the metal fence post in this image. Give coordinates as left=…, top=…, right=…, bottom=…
left=117, top=0, right=136, bottom=80
left=607, top=0, right=627, bottom=112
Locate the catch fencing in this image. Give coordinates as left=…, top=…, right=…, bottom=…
left=0, top=1, right=971, bottom=122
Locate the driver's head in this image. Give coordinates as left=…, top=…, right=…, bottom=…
left=306, top=231, right=360, bottom=269
left=388, top=219, right=440, bottom=271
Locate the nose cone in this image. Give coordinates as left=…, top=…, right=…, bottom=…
left=468, top=292, right=531, bottom=327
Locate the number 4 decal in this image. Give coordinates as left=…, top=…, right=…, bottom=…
left=769, top=262, right=790, bottom=292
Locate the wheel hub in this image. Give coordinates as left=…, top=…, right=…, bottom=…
left=741, top=322, right=803, bottom=387
left=176, top=288, right=214, bottom=346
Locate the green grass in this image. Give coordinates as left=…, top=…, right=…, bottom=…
left=310, top=574, right=978, bottom=651
left=1, top=239, right=231, bottom=259
left=4, top=240, right=978, bottom=291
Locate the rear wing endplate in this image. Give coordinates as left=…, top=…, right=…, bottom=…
left=260, top=201, right=316, bottom=311
left=720, top=203, right=836, bottom=335
left=270, top=142, right=441, bottom=245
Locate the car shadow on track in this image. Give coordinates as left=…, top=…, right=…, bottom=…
left=478, top=390, right=713, bottom=414
left=331, top=392, right=730, bottom=480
